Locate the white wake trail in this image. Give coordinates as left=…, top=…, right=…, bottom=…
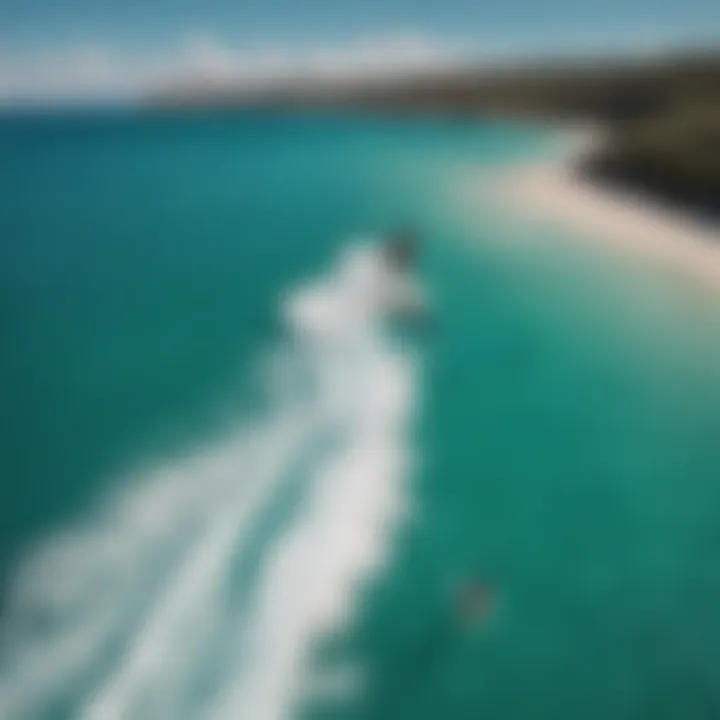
left=0, top=241, right=421, bottom=720
left=0, top=412, right=311, bottom=720
left=80, top=415, right=310, bottom=720
left=209, top=243, right=420, bottom=720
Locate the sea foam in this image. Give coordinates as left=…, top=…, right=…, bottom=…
left=0, top=242, right=419, bottom=720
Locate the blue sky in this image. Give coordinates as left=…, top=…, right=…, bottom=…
left=0, top=0, right=718, bottom=98
left=3, top=0, right=719, bottom=52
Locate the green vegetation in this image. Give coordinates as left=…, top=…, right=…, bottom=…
left=583, top=91, right=720, bottom=215
left=326, top=54, right=720, bottom=216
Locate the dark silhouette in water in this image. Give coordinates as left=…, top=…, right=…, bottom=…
left=455, top=579, right=494, bottom=624
left=383, top=230, right=417, bottom=271
left=365, top=578, right=495, bottom=718
left=382, top=229, right=438, bottom=336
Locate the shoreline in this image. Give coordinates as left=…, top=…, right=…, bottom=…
left=489, top=134, right=720, bottom=287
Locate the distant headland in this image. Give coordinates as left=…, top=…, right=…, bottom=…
left=149, top=50, right=720, bottom=223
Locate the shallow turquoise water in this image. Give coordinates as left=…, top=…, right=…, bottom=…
left=2, top=110, right=720, bottom=719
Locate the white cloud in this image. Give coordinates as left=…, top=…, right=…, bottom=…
left=0, top=33, right=463, bottom=102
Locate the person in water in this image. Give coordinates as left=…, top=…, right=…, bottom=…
left=455, top=579, right=494, bottom=624
left=383, top=230, right=417, bottom=271
left=365, top=576, right=494, bottom=716
left=379, top=230, right=429, bottom=326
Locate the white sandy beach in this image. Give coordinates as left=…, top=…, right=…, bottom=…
left=491, top=135, right=720, bottom=287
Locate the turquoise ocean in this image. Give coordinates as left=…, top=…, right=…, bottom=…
left=3, top=110, right=720, bottom=719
